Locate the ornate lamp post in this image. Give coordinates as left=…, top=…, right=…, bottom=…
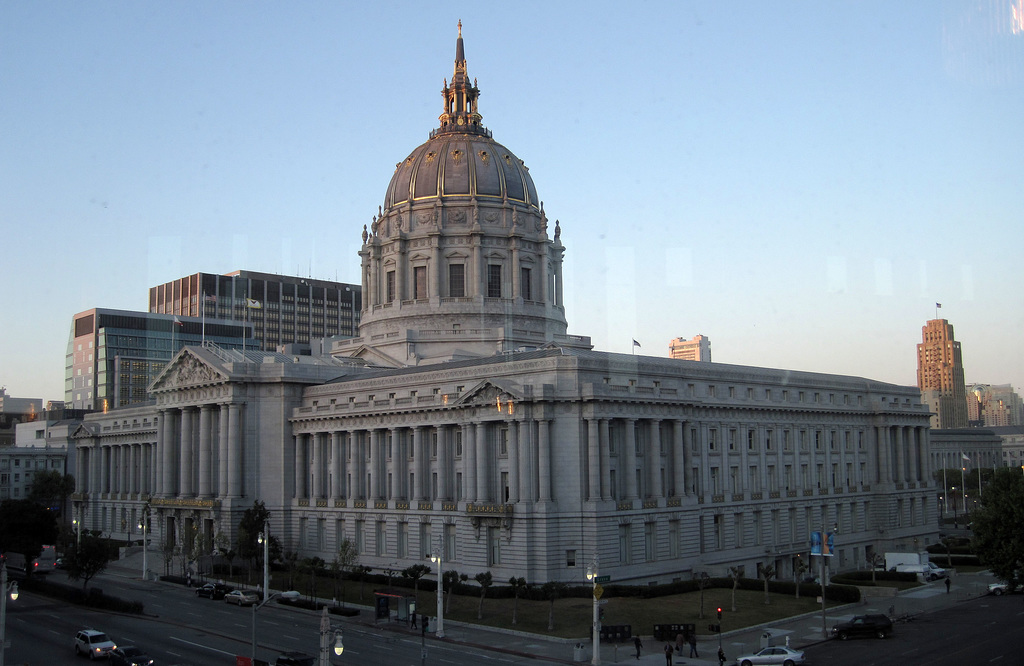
left=258, top=526, right=270, bottom=600
left=318, top=606, right=344, bottom=666
left=138, top=518, right=149, bottom=581
left=0, top=562, right=20, bottom=666
left=429, top=538, right=445, bottom=638
left=586, top=556, right=601, bottom=666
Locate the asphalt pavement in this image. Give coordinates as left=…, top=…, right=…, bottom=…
left=99, top=550, right=994, bottom=666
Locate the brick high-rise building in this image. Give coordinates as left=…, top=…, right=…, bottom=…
left=917, top=319, right=968, bottom=428
left=668, top=335, right=711, bottom=362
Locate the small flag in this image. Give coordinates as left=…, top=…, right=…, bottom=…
left=246, top=298, right=262, bottom=309
left=204, top=294, right=217, bottom=302
left=936, top=302, right=942, bottom=308
left=961, top=452, right=970, bottom=462
left=632, top=339, right=641, bottom=348
left=173, top=316, right=184, bottom=327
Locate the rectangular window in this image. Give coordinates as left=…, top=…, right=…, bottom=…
left=487, top=526, right=501, bottom=565
left=521, top=267, right=532, bottom=300
left=413, top=266, right=427, bottom=300
left=644, top=522, right=656, bottom=562
left=386, top=270, right=396, bottom=302
left=398, top=522, right=408, bottom=558
left=566, top=549, right=576, bottom=567
left=487, top=264, right=502, bottom=298
left=375, top=520, right=385, bottom=557
left=448, top=264, right=465, bottom=298
left=618, top=524, right=632, bottom=564
left=669, top=520, right=680, bottom=558
left=419, top=523, right=429, bottom=558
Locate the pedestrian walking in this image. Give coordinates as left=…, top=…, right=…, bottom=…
left=688, top=632, right=699, bottom=658
left=634, top=635, right=643, bottom=660
left=718, top=646, right=726, bottom=666
left=664, top=643, right=674, bottom=666
left=945, top=577, right=951, bottom=593
left=675, top=632, right=685, bottom=655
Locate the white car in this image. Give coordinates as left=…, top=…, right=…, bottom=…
left=988, top=581, right=1017, bottom=595
left=736, top=646, right=806, bottom=666
left=74, top=629, right=117, bottom=659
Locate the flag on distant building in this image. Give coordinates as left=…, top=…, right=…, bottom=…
left=173, top=316, right=183, bottom=327
left=936, top=302, right=942, bottom=308
left=961, top=452, right=970, bottom=462
left=246, top=298, right=262, bottom=309
left=632, top=339, right=641, bottom=348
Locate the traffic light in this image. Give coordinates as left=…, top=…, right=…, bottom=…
left=599, top=608, right=605, bottom=621
left=717, top=607, right=722, bottom=620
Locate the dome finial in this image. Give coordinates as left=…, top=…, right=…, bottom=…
left=458, top=19, right=462, bottom=38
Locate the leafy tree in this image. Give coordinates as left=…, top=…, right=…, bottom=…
left=237, top=501, right=271, bottom=573
left=27, top=470, right=75, bottom=518
left=333, top=539, right=359, bottom=606
left=509, top=576, right=527, bottom=626
left=541, top=581, right=568, bottom=631
left=65, top=533, right=111, bottom=590
left=402, top=564, right=431, bottom=603
left=443, top=570, right=465, bottom=612
left=758, top=563, right=776, bottom=605
left=972, top=467, right=1024, bottom=589
left=728, top=566, right=743, bottom=611
left=0, top=499, right=59, bottom=574
left=474, top=571, right=493, bottom=619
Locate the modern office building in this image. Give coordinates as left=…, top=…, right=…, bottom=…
left=917, top=319, right=969, bottom=429
left=71, top=26, right=937, bottom=588
left=149, top=270, right=361, bottom=353
left=669, top=335, right=712, bottom=362
left=0, top=388, right=43, bottom=448
left=66, top=308, right=253, bottom=411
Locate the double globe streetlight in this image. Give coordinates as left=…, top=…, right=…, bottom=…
left=585, top=556, right=601, bottom=666
left=0, top=562, right=20, bottom=666
left=318, top=606, right=344, bottom=666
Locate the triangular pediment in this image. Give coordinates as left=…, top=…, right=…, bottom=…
left=150, top=348, right=230, bottom=392
left=342, top=344, right=404, bottom=369
left=70, top=422, right=100, bottom=439
left=454, top=379, right=522, bottom=410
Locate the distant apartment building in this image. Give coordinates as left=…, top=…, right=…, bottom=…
left=668, top=334, right=711, bottom=362
left=66, top=308, right=252, bottom=411
left=0, top=388, right=43, bottom=448
left=149, top=270, right=361, bottom=352
left=988, top=425, right=1024, bottom=469
left=917, top=319, right=968, bottom=429
left=0, top=442, right=67, bottom=501
left=967, top=383, right=1023, bottom=427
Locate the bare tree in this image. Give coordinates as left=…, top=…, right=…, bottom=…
left=728, top=566, right=744, bottom=611
left=542, top=581, right=568, bottom=631
left=443, top=570, right=466, bottom=613
left=509, top=576, right=527, bottom=626
left=694, top=571, right=710, bottom=619
left=474, top=571, right=493, bottom=620
left=794, top=558, right=809, bottom=598
left=759, top=563, right=776, bottom=605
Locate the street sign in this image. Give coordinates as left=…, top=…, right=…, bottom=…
left=594, top=583, right=604, bottom=599
left=594, top=575, right=611, bottom=583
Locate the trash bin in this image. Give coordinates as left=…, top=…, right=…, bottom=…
left=574, top=643, right=585, bottom=662
left=760, top=630, right=776, bottom=649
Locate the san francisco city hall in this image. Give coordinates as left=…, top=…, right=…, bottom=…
left=70, top=27, right=936, bottom=587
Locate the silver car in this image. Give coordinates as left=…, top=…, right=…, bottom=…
left=736, top=646, right=806, bottom=666
left=224, top=589, right=259, bottom=606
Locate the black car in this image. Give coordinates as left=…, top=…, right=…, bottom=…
left=275, top=652, right=315, bottom=666
left=110, top=645, right=154, bottom=666
left=195, top=582, right=232, bottom=600
left=831, top=614, right=893, bottom=640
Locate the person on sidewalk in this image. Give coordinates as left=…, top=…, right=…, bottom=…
left=675, top=632, right=685, bottom=655
left=634, top=635, right=643, bottom=660
left=664, top=643, right=674, bottom=666
left=688, top=632, right=699, bottom=658
left=718, top=646, right=727, bottom=666
left=945, top=577, right=951, bottom=593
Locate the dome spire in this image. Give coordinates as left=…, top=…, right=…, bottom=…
left=436, top=21, right=487, bottom=136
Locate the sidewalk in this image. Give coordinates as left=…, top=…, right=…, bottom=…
left=99, top=551, right=993, bottom=666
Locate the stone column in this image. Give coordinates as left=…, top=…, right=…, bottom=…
left=508, top=420, right=521, bottom=503
left=895, top=426, right=906, bottom=483
left=312, top=432, right=325, bottom=499
left=538, top=418, right=552, bottom=501
left=180, top=407, right=194, bottom=497
left=198, top=405, right=213, bottom=497
left=413, top=426, right=426, bottom=501
left=587, top=418, right=600, bottom=501
left=437, top=426, right=449, bottom=501
left=674, top=420, right=687, bottom=497
left=295, top=433, right=308, bottom=499
left=463, top=424, right=476, bottom=502
left=369, top=430, right=381, bottom=500
left=624, top=418, right=638, bottom=499
left=218, top=404, right=230, bottom=496
left=227, top=403, right=243, bottom=498
left=600, top=418, right=612, bottom=500
left=476, top=422, right=489, bottom=502
left=649, top=419, right=663, bottom=498
left=331, top=432, right=343, bottom=499
left=161, top=409, right=176, bottom=497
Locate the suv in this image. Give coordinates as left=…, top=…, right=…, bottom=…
left=275, top=652, right=316, bottom=666
left=831, top=614, right=893, bottom=640
left=75, top=629, right=117, bottom=659
left=196, top=582, right=232, bottom=599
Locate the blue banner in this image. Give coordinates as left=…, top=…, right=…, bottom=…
left=810, top=531, right=835, bottom=556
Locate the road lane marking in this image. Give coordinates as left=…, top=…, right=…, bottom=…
left=170, top=636, right=237, bottom=656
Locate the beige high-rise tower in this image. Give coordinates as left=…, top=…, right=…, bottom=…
left=917, top=319, right=968, bottom=428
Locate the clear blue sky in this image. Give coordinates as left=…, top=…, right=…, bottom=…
left=3, top=1, right=1023, bottom=403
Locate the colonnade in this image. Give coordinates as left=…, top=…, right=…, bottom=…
left=76, top=440, right=156, bottom=497
left=155, top=403, right=245, bottom=499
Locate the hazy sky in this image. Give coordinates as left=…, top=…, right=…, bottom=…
left=3, top=1, right=1023, bottom=403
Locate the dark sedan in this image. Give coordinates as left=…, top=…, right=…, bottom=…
left=195, top=582, right=231, bottom=599
left=110, top=645, right=154, bottom=666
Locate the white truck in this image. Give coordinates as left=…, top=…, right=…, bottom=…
left=886, top=552, right=947, bottom=580
left=885, top=551, right=930, bottom=570
left=3, top=545, right=57, bottom=574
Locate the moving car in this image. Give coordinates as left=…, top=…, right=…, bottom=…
left=224, top=589, right=259, bottom=606
left=736, top=646, right=806, bottom=666
left=275, top=653, right=316, bottom=666
left=74, top=629, right=117, bottom=659
left=195, top=582, right=231, bottom=600
left=110, top=645, right=155, bottom=666
left=831, top=614, right=893, bottom=640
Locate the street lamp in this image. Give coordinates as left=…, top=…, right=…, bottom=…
left=138, top=518, right=149, bottom=581
left=1, top=562, right=20, bottom=666
left=318, top=606, right=344, bottom=666
left=428, top=539, right=445, bottom=639
left=258, top=527, right=270, bottom=600
left=586, top=555, right=601, bottom=666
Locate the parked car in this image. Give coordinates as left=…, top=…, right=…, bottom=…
left=275, top=652, right=316, bottom=666
left=195, top=582, right=231, bottom=599
left=224, top=589, right=259, bottom=606
left=74, top=628, right=117, bottom=659
left=110, top=645, right=154, bottom=666
left=988, top=581, right=1018, bottom=595
left=831, top=613, right=893, bottom=640
left=736, top=646, right=806, bottom=666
